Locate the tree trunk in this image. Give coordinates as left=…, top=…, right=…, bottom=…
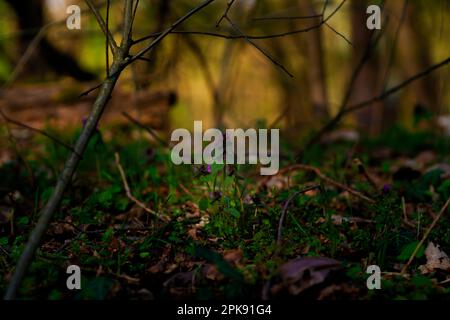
left=349, top=0, right=384, bottom=135
left=5, top=0, right=95, bottom=81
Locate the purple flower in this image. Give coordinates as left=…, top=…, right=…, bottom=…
left=382, top=184, right=391, bottom=194
left=194, top=164, right=212, bottom=177
left=209, top=191, right=222, bottom=202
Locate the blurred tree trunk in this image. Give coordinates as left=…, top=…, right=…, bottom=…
left=268, top=0, right=328, bottom=138
left=137, top=0, right=172, bottom=90
left=5, top=0, right=95, bottom=81
left=298, top=0, right=329, bottom=120
left=349, top=0, right=384, bottom=135
left=395, top=2, right=439, bottom=115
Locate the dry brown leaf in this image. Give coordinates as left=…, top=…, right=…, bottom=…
left=419, top=242, right=450, bottom=274
left=187, top=228, right=198, bottom=240
left=204, top=264, right=222, bottom=281
left=271, top=257, right=341, bottom=296
left=223, top=248, right=243, bottom=266
left=119, top=274, right=140, bottom=285
left=164, top=263, right=179, bottom=274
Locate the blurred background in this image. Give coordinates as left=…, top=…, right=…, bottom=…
left=1, top=1, right=450, bottom=300
left=0, top=0, right=449, bottom=141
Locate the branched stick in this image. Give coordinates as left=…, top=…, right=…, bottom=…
left=300, top=54, right=450, bottom=158
left=216, top=0, right=236, bottom=27
left=5, top=0, right=216, bottom=298
left=4, top=0, right=136, bottom=300
left=253, top=14, right=323, bottom=21
left=346, top=56, right=450, bottom=114
left=0, top=109, right=77, bottom=155
left=121, top=111, right=167, bottom=147
left=264, top=164, right=375, bottom=204
left=401, top=199, right=450, bottom=275
left=277, top=185, right=320, bottom=246
left=85, top=0, right=118, bottom=53
left=105, top=0, right=111, bottom=77
left=128, top=0, right=217, bottom=65
left=115, top=152, right=169, bottom=222
left=224, top=16, right=294, bottom=78
left=132, top=0, right=346, bottom=44
left=353, top=158, right=379, bottom=190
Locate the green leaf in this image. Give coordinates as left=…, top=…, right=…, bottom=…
left=102, top=227, right=115, bottom=242
left=0, top=237, right=8, bottom=246
left=199, top=197, right=209, bottom=211
left=438, top=180, right=450, bottom=198
left=17, top=216, right=29, bottom=226
left=228, top=208, right=241, bottom=218
left=398, top=241, right=425, bottom=261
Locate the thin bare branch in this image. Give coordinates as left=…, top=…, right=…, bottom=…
left=121, top=0, right=135, bottom=47
left=128, top=0, right=216, bottom=65
left=115, top=152, right=170, bottom=222
left=225, top=16, right=294, bottom=78
left=253, top=14, right=323, bottom=21
left=121, top=112, right=167, bottom=147
left=401, top=199, right=450, bottom=275
left=4, top=0, right=141, bottom=300
left=85, top=0, right=118, bottom=53
left=277, top=185, right=321, bottom=246
left=265, top=164, right=376, bottom=204
left=216, top=0, right=236, bottom=27
left=346, top=56, right=450, bottom=114
left=133, top=0, right=347, bottom=44
left=105, top=0, right=111, bottom=77
left=0, top=109, right=78, bottom=155
left=324, top=21, right=352, bottom=46
left=321, top=0, right=330, bottom=21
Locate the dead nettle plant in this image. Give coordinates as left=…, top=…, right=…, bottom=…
left=4, top=0, right=351, bottom=299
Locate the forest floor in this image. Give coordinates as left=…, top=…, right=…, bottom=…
left=0, top=123, right=449, bottom=300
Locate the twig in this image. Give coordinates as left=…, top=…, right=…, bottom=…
left=299, top=29, right=383, bottom=156
left=129, top=0, right=140, bottom=39
left=115, top=153, right=169, bottom=222
left=132, top=0, right=347, bottom=44
left=401, top=199, right=450, bottom=275
left=0, top=109, right=78, bottom=155
left=381, top=0, right=409, bottom=92
left=4, top=0, right=137, bottom=300
left=1, top=116, right=35, bottom=187
left=216, top=0, right=236, bottom=27
left=224, top=16, right=294, bottom=78
left=85, top=0, right=118, bottom=53
left=128, top=0, right=217, bottom=65
left=121, top=112, right=167, bottom=147
left=321, top=0, right=329, bottom=21
left=353, top=158, right=378, bottom=190
left=345, top=56, right=450, bottom=114
left=2, top=27, right=47, bottom=88
left=299, top=29, right=450, bottom=159
left=324, top=22, right=352, bottom=47
left=401, top=196, right=416, bottom=228
left=253, top=14, right=323, bottom=21
left=264, top=164, right=375, bottom=204
left=78, top=82, right=103, bottom=98
left=277, top=185, right=320, bottom=246
left=105, top=0, right=111, bottom=77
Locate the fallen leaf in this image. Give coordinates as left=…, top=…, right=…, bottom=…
left=223, top=249, right=243, bottom=266
left=188, top=228, right=198, bottom=240
left=419, top=242, right=450, bottom=274
left=271, top=257, right=341, bottom=296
